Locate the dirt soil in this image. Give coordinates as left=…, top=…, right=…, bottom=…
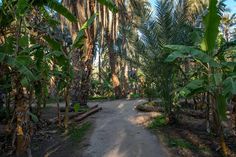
left=151, top=114, right=236, bottom=157
left=29, top=99, right=170, bottom=157
left=82, top=99, right=170, bottom=157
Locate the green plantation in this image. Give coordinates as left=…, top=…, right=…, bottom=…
left=0, top=0, right=236, bottom=157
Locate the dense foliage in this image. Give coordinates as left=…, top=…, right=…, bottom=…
left=0, top=0, right=235, bottom=156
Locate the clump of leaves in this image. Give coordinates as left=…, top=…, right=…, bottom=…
left=167, top=138, right=195, bottom=149
left=73, top=103, right=80, bottom=112
left=148, top=115, right=167, bottom=129
left=69, top=122, right=92, bottom=141
left=166, top=137, right=210, bottom=153
left=130, top=93, right=140, bottom=99
left=144, top=101, right=159, bottom=106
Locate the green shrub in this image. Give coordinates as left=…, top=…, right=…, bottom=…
left=148, top=115, right=167, bottom=129
left=167, top=138, right=194, bottom=149
left=69, top=122, right=92, bottom=141
left=130, top=93, right=140, bottom=99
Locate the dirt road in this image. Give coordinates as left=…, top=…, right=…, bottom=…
left=82, top=99, right=169, bottom=157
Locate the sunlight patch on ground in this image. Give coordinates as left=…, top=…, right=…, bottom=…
left=128, top=112, right=161, bottom=126
left=104, top=148, right=126, bottom=157
left=117, top=103, right=124, bottom=109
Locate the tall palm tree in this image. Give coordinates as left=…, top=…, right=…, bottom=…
left=221, top=13, right=236, bottom=41
left=128, top=0, right=200, bottom=119
left=62, top=0, right=96, bottom=106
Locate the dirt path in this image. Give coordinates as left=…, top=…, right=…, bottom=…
left=82, top=99, right=170, bottom=157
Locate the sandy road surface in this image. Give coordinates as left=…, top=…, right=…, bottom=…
left=82, top=99, right=169, bottom=157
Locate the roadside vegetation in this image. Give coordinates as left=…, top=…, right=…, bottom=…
left=0, top=0, right=236, bottom=156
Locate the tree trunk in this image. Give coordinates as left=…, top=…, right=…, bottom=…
left=15, top=77, right=32, bottom=156
left=78, top=40, right=94, bottom=106
left=109, top=52, right=122, bottom=98
left=106, top=6, right=122, bottom=99
left=64, top=86, right=70, bottom=130
left=70, top=49, right=81, bottom=105
left=62, top=0, right=96, bottom=106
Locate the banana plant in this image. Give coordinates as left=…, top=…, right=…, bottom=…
left=164, top=0, right=236, bottom=155
left=0, top=0, right=79, bottom=155
left=0, top=0, right=113, bottom=155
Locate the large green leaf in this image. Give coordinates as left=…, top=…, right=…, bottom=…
left=27, top=111, right=39, bottom=123
left=2, top=37, right=15, bottom=55
left=16, top=64, right=35, bottom=81
left=43, top=36, right=61, bottom=51
left=81, top=13, right=97, bottom=30
left=73, top=103, right=80, bottom=112
left=16, top=0, right=29, bottom=17
left=216, top=94, right=227, bottom=120
left=19, top=35, right=29, bottom=47
left=46, top=0, right=77, bottom=22
left=165, top=51, right=186, bottom=62
left=20, top=77, right=29, bottom=87
left=97, top=0, right=118, bottom=13
left=223, top=76, right=236, bottom=95
left=2, top=54, right=36, bottom=82
left=179, top=79, right=205, bottom=97
left=213, top=73, right=223, bottom=86
left=73, top=14, right=97, bottom=48
left=16, top=55, right=32, bottom=66
left=165, top=45, right=220, bottom=67
left=200, top=0, right=220, bottom=53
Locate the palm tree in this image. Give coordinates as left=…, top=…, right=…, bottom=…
left=128, top=0, right=201, bottom=120
left=62, top=0, right=96, bottom=106
left=221, top=13, right=236, bottom=41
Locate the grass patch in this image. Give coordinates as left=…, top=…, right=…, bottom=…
left=167, top=137, right=194, bottom=149
left=89, top=95, right=116, bottom=101
left=144, top=101, right=158, bottom=106
left=148, top=115, right=167, bottom=129
left=130, top=93, right=140, bottom=99
left=167, top=137, right=211, bottom=153
left=69, top=122, right=92, bottom=141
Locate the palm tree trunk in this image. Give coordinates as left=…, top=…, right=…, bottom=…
left=106, top=5, right=122, bottom=98
left=62, top=0, right=95, bottom=106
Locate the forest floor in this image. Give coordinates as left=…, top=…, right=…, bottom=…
left=3, top=99, right=235, bottom=157
left=81, top=99, right=170, bottom=157
left=31, top=99, right=170, bottom=157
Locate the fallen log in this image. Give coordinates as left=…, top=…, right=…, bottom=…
left=136, top=104, right=164, bottom=112
left=180, top=109, right=206, bottom=119
left=48, top=105, right=99, bottom=123
left=74, top=106, right=102, bottom=122
left=60, top=104, right=98, bottom=112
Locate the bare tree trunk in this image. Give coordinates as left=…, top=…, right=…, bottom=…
left=62, top=0, right=96, bottom=106
left=109, top=52, right=122, bottom=98
left=64, top=86, right=70, bottom=130
left=77, top=0, right=95, bottom=106
left=106, top=5, right=122, bottom=98
left=15, top=77, right=32, bottom=156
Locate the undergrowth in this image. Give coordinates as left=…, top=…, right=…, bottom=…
left=69, top=122, right=92, bottom=141
left=148, top=115, right=167, bottom=129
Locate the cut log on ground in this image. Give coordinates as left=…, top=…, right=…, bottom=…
left=180, top=109, right=206, bottom=119
left=74, top=106, right=102, bottom=122
left=60, top=104, right=98, bottom=112
left=136, top=104, right=164, bottom=112
left=49, top=105, right=100, bottom=124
